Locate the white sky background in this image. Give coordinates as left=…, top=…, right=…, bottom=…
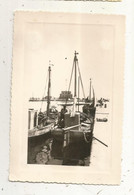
left=24, top=22, right=114, bottom=100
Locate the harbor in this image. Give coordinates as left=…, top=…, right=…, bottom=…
left=28, top=101, right=110, bottom=168
left=9, top=11, right=125, bottom=187
left=27, top=51, right=110, bottom=167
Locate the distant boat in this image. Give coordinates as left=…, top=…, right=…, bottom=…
left=96, top=118, right=108, bottom=122
left=83, top=78, right=96, bottom=119
left=50, top=51, right=96, bottom=165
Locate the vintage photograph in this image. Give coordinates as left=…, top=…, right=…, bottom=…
left=27, top=19, right=113, bottom=167
left=10, top=12, right=125, bottom=184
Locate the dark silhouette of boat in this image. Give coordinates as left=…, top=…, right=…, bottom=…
left=28, top=64, right=58, bottom=164
left=27, top=52, right=108, bottom=165
left=50, top=51, right=96, bottom=165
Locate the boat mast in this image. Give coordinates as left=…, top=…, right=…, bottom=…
left=78, top=76, right=80, bottom=112
left=89, top=78, right=92, bottom=101
left=92, top=86, right=95, bottom=107
left=47, top=66, right=51, bottom=117
left=74, top=51, right=78, bottom=97
left=72, top=51, right=78, bottom=116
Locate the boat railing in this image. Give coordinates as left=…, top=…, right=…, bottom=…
left=62, top=124, right=81, bottom=132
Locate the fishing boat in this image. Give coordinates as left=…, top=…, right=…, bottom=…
left=50, top=51, right=96, bottom=165
left=83, top=78, right=96, bottom=119
left=28, top=64, right=58, bottom=164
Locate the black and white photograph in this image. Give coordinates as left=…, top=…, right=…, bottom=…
left=10, top=12, right=125, bottom=184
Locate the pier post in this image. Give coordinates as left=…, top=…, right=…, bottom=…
left=28, top=109, right=38, bottom=130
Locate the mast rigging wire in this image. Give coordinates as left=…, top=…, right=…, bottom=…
left=77, top=61, right=86, bottom=99
left=65, top=53, right=86, bottom=105
left=65, top=60, right=75, bottom=104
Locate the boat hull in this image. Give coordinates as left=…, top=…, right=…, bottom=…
left=28, top=124, right=54, bottom=164
left=51, top=128, right=93, bottom=163
left=62, top=137, right=93, bottom=165
left=66, top=130, right=92, bottom=143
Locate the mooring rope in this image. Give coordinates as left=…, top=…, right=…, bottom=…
left=83, top=131, right=91, bottom=143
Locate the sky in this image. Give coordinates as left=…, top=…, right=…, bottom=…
left=23, top=22, right=114, bottom=100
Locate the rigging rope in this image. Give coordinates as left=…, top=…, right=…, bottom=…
left=65, top=56, right=86, bottom=104
left=77, top=61, right=86, bottom=99
left=83, top=131, right=92, bottom=143
left=65, top=60, right=75, bottom=104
